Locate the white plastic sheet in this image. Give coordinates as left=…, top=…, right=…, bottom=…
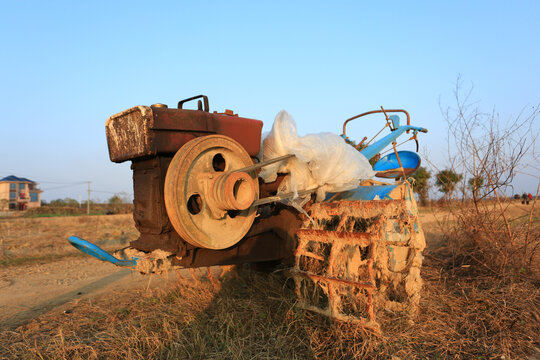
left=259, top=110, right=375, bottom=208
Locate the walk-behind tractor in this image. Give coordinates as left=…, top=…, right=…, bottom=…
left=69, top=95, right=428, bottom=330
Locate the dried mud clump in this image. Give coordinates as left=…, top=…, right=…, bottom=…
left=114, top=247, right=175, bottom=275
left=293, top=183, right=425, bottom=331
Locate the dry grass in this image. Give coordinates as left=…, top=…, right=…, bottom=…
left=0, top=214, right=137, bottom=265
left=0, top=210, right=539, bottom=359
left=1, top=270, right=313, bottom=359
left=1, top=259, right=539, bottom=359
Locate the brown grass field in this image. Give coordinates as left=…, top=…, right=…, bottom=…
left=0, top=205, right=538, bottom=359
left=0, top=214, right=137, bottom=266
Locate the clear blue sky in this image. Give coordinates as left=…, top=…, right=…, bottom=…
left=1, top=1, right=538, bottom=201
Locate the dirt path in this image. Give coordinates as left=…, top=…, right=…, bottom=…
left=0, top=214, right=223, bottom=332
left=0, top=256, right=181, bottom=331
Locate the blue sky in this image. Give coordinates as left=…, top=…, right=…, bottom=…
left=1, top=1, right=538, bottom=201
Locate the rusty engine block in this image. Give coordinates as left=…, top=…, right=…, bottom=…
left=105, top=96, right=302, bottom=269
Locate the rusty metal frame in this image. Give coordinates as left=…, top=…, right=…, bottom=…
left=292, top=201, right=384, bottom=330
left=292, top=192, right=425, bottom=330
left=342, top=109, right=411, bottom=137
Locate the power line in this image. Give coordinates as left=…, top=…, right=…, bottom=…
left=42, top=183, right=89, bottom=191
left=2, top=174, right=133, bottom=200
left=36, top=181, right=88, bottom=185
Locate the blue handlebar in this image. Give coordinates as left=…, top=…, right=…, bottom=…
left=360, top=125, right=427, bottom=160
left=68, top=236, right=138, bottom=267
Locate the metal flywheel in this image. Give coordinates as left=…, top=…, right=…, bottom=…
left=164, top=135, right=259, bottom=250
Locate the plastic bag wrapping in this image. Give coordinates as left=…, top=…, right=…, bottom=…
left=259, top=110, right=375, bottom=209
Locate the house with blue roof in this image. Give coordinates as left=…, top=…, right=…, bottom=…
left=0, top=175, right=42, bottom=211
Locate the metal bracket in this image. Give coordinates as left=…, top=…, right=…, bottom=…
left=178, top=95, right=210, bottom=112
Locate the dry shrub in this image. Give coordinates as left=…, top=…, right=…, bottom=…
left=25, top=204, right=133, bottom=217
left=435, top=199, right=540, bottom=277
left=430, top=78, right=540, bottom=277
left=25, top=206, right=85, bottom=216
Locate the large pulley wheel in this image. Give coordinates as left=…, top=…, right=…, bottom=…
left=164, top=135, right=259, bottom=250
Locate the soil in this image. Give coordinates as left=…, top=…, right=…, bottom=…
left=0, top=256, right=185, bottom=331
left=0, top=214, right=194, bottom=331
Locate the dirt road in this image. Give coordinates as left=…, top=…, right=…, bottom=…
left=0, top=256, right=185, bottom=330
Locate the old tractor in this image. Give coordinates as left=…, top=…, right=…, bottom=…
left=69, top=95, right=428, bottom=329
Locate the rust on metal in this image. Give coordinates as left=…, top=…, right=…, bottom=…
left=163, top=135, right=259, bottom=250
left=210, top=171, right=256, bottom=211
left=105, top=104, right=263, bottom=163
left=342, top=108, right=410, bottom=137
left=295, top=272, right=376, bottom=290
left=177, top=95, right=209, bottom=112
left=293, top=182, right=425, bottom=329
left=296, top=229, right=372, bottom=244
left=308, top=199, right=406, bottom=217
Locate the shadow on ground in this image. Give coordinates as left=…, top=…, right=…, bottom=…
left=1, top=259, right=539, bottom=359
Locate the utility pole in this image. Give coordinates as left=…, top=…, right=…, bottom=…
left=87, top=181, right=91, bottom=215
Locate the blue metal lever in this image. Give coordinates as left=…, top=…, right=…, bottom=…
left=68, top=236, right=138, bottom=267
left=360, top=125, right=428, bottom=160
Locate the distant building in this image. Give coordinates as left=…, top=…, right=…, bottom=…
left=0, top=175, right=42, bottom=211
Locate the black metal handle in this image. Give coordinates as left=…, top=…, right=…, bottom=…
left=178, top=95, right=209, bottom=112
